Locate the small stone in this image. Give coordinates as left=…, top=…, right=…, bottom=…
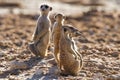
left=0, top=52, right=5, bottom=57
left=34, top=69, right=44, bottom=75
left=93, top=73, right=104, bottom=80
left=111, top=52, right=119, bottom=57
left=81, top=45, right=89, bottom=50
left=107, top=74, right=120, bottom=80
left=37, top=59, right=47, bottom=67
left=9, top=60, right=28, bottom=70
left=98, top=64, right=106, bottom=69
left=48, top=66, right=59, bottom=75
left=113, top=67, right=120, bottom=71
left=79, top=73, right=87, bottom=77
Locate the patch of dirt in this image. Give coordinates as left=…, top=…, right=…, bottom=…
left=0, top=10, right=120, bottom=80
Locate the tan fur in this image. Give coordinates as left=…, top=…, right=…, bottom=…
left=59, top=26, right=83, bottom=76
left=52, top=14, right=65, bottom=63
left=29, top=4, right=52, bottom=58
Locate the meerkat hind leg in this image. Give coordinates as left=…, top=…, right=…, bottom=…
left=36, top=38, right=49, bottom=58
left=69, top=61, right=80, bottom=76
left=28, top=43, right=40, bottom=56
left=60, top=71, right=69, bottom=76
left=37, top=43, right=47, bottom=58
left=54, top=45, right=60, bottom=63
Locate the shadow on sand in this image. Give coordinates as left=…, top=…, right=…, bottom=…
left=0, top=56, right=42, bottom=78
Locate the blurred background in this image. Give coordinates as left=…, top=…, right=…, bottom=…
left=0, top=0, right=120, bottom=15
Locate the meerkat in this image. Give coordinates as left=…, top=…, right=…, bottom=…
left=59, top=26, right=83, bottom=76
left=52, top=13, right=65, bottom=63
left=64, top=26, right=83, bottom=60
left=28, top=4, right=52, bottom=58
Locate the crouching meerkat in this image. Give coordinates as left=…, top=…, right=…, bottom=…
left=52, top=13, right=65, bottom=63
left=59, top=26, right=83, bottom=76
left=28, top=4, right=52, bottom=58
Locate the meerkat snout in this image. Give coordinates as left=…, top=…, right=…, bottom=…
left=40, top=4, right=52, bottom=12
left=74, top=31, right=82, bottom=37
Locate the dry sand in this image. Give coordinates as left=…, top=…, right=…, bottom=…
left=0, top=9, right=120, bottom=79
left=0, top=1, right=120, bottom=80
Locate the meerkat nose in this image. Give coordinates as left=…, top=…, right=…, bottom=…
left=41, top=9, right=45, bottom=11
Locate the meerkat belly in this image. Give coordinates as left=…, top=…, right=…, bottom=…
left=60, top=42, right=75, bottom=60
left=60, top=52, right=74, bottom=60
left=41, top=17, right=50, bottom=29
left=53, top=30, right=61, bottom=43
left=43, top=32, right=49, bottom=44
left=64, top=40, right=72, bottom=52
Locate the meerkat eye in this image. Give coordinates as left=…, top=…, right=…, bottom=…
left=40, top=5, right=43, bottom=8
left=64, top=28, right=67, bottom=32
left=45, top=5, right=48, bottom=8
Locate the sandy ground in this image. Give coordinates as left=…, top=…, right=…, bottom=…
left=0, top=9, right=120, bottom=80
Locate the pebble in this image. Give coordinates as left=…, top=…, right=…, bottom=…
left=98, top=64, right=106, bottom=69
left=0, top=52, right=5, bottom=57
left=111, top=52, right=119, bottom=57
left=9, top=60, right=28, bottom=70
left=107, top=74, right=120, bottom=80
left=79, top=73, right=87, bottom=77
left=34, top=69, right=44, bottom=75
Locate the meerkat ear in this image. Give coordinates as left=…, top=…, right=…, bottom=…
left=50, top=7, right=52, bottom=11
left=54, top=15, right=57, bottom=19
left=64, top=28, right=67, bottom=32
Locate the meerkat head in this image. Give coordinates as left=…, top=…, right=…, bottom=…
left=54, top=13, right=65, bottom=22
left=70, top=27, right=81, bottom=37
left=40, top=4, right=52, bottom=15
left=63, top=26, right=81, bottom=37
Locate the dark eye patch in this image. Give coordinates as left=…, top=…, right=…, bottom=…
left=45, top=5, right=48, bottom=8
left=40, top=5, right=43, bottom=8
left=63, top=28, right=67, bottom=32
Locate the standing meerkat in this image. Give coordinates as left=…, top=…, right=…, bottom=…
left=64, top=26, right=83, bottom=60
left=52, top=13, right=65, bottom=63
left=28, top=4, right=52, bottom=58
left=59, top=26, right=83, bottom=76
